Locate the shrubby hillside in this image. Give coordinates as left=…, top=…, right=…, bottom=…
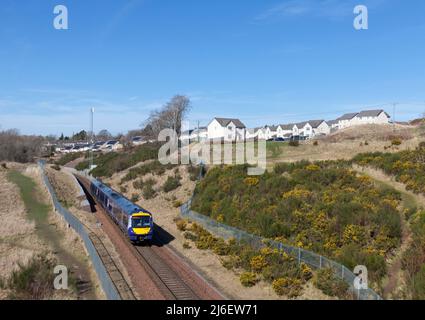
left=191, top=161, right=404, bottom=282
left=353, top=142, right=425, bottom=195
left=76, top=142, right=162, bottom=177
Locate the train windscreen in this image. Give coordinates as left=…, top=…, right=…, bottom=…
left=131, top=216, right=151, bottom=228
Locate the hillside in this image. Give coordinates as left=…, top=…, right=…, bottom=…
left=267, top=124, right=422, bottom=165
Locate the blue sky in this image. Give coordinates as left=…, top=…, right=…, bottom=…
left=0, top=0, right=424, bottom=136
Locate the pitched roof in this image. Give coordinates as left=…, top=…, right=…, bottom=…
left=279, top=124, right=295, bottom=130
left=266, top=125, right=278, bottom=131
left=357, top=109, right=389, bottom=118
left=337, top=113, right=358, bottom=121
left=308, top=120, right=326, bottom=128
left=327, top=120, right=338, bottom=126
left=295, top=121, right=309, bottom=128
left=213, top=117, right=246, bottom=128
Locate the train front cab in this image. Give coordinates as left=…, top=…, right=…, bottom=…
left=128, top=212, right=153, bottom=244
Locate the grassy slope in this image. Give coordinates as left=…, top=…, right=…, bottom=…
left=7, top=171, right=49, bottom=223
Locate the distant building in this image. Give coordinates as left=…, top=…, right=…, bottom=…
left=189, top=127, right=208, bottom=142
left=327, top=120, right=339, bottom=130
left=335, top=109, right=391, bottom=129
left=354, top=110, right=391, bottom=126
left=309, top=120, right=330, bottom=137
left=336, top=113, right=358, bottom=129
left=276, top=124, right=295, bottom=138
left=207, top=118, right=246, bottom=142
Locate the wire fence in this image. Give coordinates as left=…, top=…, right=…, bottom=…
left=38, top=161, right=121, bottom=300
left=180, top=199, right=382, bottom=300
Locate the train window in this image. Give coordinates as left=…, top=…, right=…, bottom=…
left=123, top=215, right=129, bottom=228
left=132, top=216, right=151, bottom=228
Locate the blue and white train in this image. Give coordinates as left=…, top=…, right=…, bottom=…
left=90, top=179, right=154, bottom=243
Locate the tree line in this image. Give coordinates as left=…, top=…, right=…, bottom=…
left=0, top=129, right=46, bottom=163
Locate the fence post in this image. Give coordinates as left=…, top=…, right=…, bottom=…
left=319, top=255, right=322, bottom=269
left=298, top=248, right=301, bottom=265
left=341, top=265, right=345, bottom=279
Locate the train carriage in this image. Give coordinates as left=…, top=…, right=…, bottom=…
left=90, top=179, right=153, bottom=243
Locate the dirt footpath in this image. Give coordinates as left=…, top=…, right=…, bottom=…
left=353, top=165, right=425, bottom=299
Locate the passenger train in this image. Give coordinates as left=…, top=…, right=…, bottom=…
left=90, top=179, right=154, bottom=243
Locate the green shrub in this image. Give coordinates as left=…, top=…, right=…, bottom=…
left=391, top=138, right=402, bottom=146
left=163, top=175, right=181, bottom=193
left=183, top=242, right=192, bottom=249
left=183, top=231, right=198, bottom=242
left=313, top=268, right=349, bottom=298
left=240, top=272, right=258, bottom=287
left=6, top=254, right=57, bottom=300
left=131, top=193, right=140, bottom=202
left=212, top=239, right=231, bottom=256
left=142, top=184, right=156, bottom=199
left=133, top=179, right=144, bottom=190
left=411, top=266, right=425, bottom=299
left=55, top=152, right=83, bottom=166
left=174, top=198, right=184, bottom=207
left=176, top=219, right=187, bottom=231
left=272, top=277, right=303, bottom=298
left=289, top=140, right=299, bottom=147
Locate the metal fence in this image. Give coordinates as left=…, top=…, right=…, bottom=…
left=181, top=199, right=382, bottom=300
left=38, top=161, right=120, bottom=300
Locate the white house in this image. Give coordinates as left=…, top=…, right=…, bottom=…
left=335, top=109, right=391, bottom=129
left=336, top=113, right=358, bottom=129
left=207, top=118, right=246, bottom=142
left=179, top=129, right=194, bottom=142
left=309, top=120, right=330, bottom=137
left=190, top=127, right=208, bottom=142
left=353, top=110, right=391, bottom=126
left=327, top=120, right=339, bottom=130
left=264, top=125, right=278, bottom=140
left=294, top=122, right=313, bottom=138
left=276, top=124, right=294, bottom=138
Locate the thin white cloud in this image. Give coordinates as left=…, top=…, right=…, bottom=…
left=255, top=0, right=385, bottom=21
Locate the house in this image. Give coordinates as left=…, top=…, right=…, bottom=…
left=276, top=124, right=295, bottom=138
left=101, top=140, right=123, bottom=152
left=207, top=118, right=246, bottom=142
left=245, top=128, right=260, bottom=140
left=294, top=121, right=313, bottom=138
left=131, top=136, right=146, bottom=146
left=336, top=113, right=358, bottom=129
left=189, top=127, right=208, bottom=142
left=354, top=109, right=391, bottom=126
left=179, top=129, right=194, bottom=142
left=308, top=120, right=330, bottom=137
left=327, top=120, right=339, bottom=130
left=264, top=125, right=278, bottom=140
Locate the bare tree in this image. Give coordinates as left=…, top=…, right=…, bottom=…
left=141, top=95, right=191, bottom=139
left=0, top=129, right=45, bottom=163
left=97, top=129, right=112, bottom=141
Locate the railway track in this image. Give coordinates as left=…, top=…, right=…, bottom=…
left=75, top=175, right=204, bottom=300
left=135, top=245, right=199, bottom=300
left=88, top=231, right=137, bottom=300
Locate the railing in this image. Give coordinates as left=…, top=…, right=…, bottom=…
left=180, top=199, right=382, bottom=300
left=38, top=161, right=121, bottom=300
